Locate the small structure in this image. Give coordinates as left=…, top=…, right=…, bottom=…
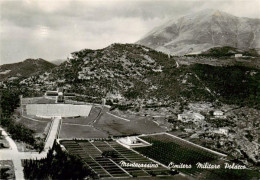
left=177, top=112, right=205, bottom=123
left=46, top=91, right=58, bottom=96
left=235, top=54, right=243, bottom=58
left=213, top=127, right=229, bottom=136
left=213, top=110, right=224, bottom=116
left=213, top=110, right=226, bottom=119
left=193, top=113, right=205, bottom=120
left=57, top=95, right=64, bottom=103
left=177, top=114, right=190, bottom=122
left=117, top=136, right=151, bottom=149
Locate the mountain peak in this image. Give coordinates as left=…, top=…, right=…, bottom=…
left=213, top=10, right=222, bottom=16
left=137, top=9, right=260, bottom=55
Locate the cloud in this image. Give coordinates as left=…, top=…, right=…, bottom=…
left=0, top=0, right=259, bottom=64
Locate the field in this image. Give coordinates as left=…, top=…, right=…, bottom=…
left=60, top=140, right=174, bottom=178
left=62, top=106, right=101, bottom=125
left=16, top=117, right=51, bottom=138
left=21, top=97, right=56, bottom=104
left=59, top=125, right=108, bottom=139
left=94, top=111, right=165, bottom=136
left=26, top=104, right=92, bottom=117
left=135, top=134, right=222, bottom=178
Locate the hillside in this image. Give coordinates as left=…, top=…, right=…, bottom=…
left=137, top=9, right=260, bottom=55
left=15, top=44, right=260, bottom=109
left=0, top=58, right=56, bottom=81
left=200, top=46, right=259, bottom=57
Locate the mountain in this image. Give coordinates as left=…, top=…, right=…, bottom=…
left=16, top=44, right=260, bottom=109
left=137, top=9, right=260, bottom=55
left=0, top=58, right=56, bottom=81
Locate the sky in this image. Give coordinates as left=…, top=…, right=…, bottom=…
left=0, top=0, right=260, bottom=65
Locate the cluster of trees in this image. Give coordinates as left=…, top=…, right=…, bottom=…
left=1, top=118, right=34, bottom=144
left=23, top=142, right=94, bottom=179
left=0, top=87, right=44, bottom=151
left=0, top=167, right=11, bottom=179
left=192, top=64, right=260, bottom=109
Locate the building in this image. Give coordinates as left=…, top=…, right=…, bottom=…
left=213, top=110, right=226, bottom=119
left=193, top=113, right=205, bottom=120
left=177, top=114, right=190, bottom=122
left=177, top=112, right=205, bottom=122
left=213, top=127, right=229, bottom=136
left=117, top=136, right=152, bottom=149
left=214, top=110, right=224, bottom=116
left=57, top=95, right=64, bottom=103
left=45, top=91, right=58, bottom=96
left=235, top=54, right=243, bottom=58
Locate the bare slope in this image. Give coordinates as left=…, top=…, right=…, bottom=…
left=137, top=9, right=260, bottom=55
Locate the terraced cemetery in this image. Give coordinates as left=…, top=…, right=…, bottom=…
left=135, top=134, right=224, bottom=178
left=60, top=140, right=173, bottom=179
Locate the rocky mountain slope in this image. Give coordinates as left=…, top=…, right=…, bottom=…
left=14, top=44, right=259, bottom=109
left=137, top=9, right=260, bottom=55
left=0, top=58, right=56, bottom=81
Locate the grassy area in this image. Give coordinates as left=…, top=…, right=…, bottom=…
left=94, top=112, right=165, bottom=136
left=59, top=124, right=108, bottom=139
left=62, top=106, right=101, bottom=125
left=17, top=117, right=50, bottom=137
left=61, top=140, right=173, bottom=178
left=135, top=134, right=220, bottom=176
left=135, top=134, right=259, bottom=179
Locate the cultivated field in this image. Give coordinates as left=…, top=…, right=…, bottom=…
left=60, top=140, right=173, bottom=178
left=26, top=104, right=92, bottom=117
left=94, top=112, right=165, bottom=136
left=135, top=134, right=223, bottom=178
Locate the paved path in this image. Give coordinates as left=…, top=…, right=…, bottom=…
left=106, top=112, right=130, bottom=122
left=0, top=117, right=61, bottom=180
left=21, top=115, right=48, bottom=122
left=44, top=117, right=61, bottom=150
left=0, top=127, right=25, bottom=180
left=62, top=123, right=91, bottom=127
left=176, top=60, right=180, bottom=68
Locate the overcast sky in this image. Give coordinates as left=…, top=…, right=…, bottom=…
left=0, top=0, right=260, bottom=65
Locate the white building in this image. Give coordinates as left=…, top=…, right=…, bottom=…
left=214, top=110, right=224, bottom=116
left=213, top=110, right=226, bottom=119
left=193, top=113, right=205, bottom=120
left=178, top=112, right=205, bottom=122
left=117, top=136, right=151, bottom=149
left=235, top=54, right=243, bottom=58
left=213, top=127, right=229, bottom=136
